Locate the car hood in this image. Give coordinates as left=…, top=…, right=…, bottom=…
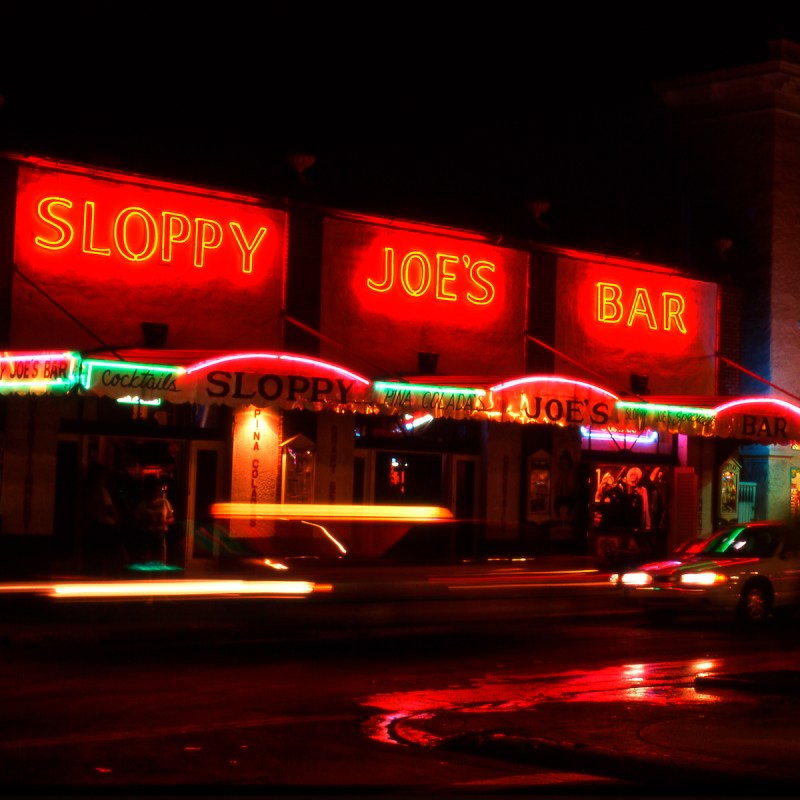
left=636, top=556, right=761, bottom=575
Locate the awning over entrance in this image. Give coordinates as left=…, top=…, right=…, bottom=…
left=615, top=395, right=800, bottom=444
left=485, top=375, right=619, bottom=426
left=78, top=350, right=373, bottom=412
left=713, top=397, right=800, bottom=445
left=7, top=349, right=800, bottom=443
left=614, top=395, right=718, bottom=437
left=371, top=378, right=492, bottom=421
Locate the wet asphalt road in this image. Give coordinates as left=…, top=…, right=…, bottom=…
left=2, top=596, right=800, bottom=797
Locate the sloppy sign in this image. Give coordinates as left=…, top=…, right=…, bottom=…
left=177, top=353, right=372, bottom=411
left=486, top=376, right=618, bottom=426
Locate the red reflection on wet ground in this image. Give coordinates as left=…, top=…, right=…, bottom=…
left=361, top=658, right=728, bottom=746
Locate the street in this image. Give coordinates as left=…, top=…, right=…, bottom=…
left=2, top=594, right=800, bottom=797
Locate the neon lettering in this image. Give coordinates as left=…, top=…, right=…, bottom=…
left=229, top=221, right=267, bottom=274
left=367, top=248, right=395, bottom=292
left=82, top=201, right=111, bottom=256
left=35, top=197, right=74, bottom=250
left=114, top=207, right=158, bottom=262
left=663, top=292, right=687, bottom=333
left=466, top=260, right=496, bottom=305
left=367, top=246, right=497, bottom=306
left=32, top=196, right=268, bottom=274
left=435, top=254, right=458, bottom=301
left=194, top=218, right=224, bottom=268
left=597, top=283, right=623, bottom=323
left=627, top=288, right=657, bottom=329
left=400, top=251, right=431, bottom=297
left=162, top=212, right=191, bottom=262
left=596, top=282, right=688, bottom=333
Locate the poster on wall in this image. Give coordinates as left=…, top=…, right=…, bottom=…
left=553, top=255, right=718, bottom=396
left=590, top=463, right=672, bottom=560
left=12, top=159, right=287, bottom=350
left=319, top=216, right=529, bottom=377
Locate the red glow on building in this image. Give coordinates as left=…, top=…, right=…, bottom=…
left=14, top=164, right=285, bottom=287
left=347, top=227, right=513, bottom=325
left=554, top=256, right=718, bottom=396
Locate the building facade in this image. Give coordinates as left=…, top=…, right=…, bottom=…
left=0, top=139, right=795, bottom=578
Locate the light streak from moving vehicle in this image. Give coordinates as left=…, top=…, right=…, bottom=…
left=0, top=580, right=322, bottom=599
left=209, top=503, right=454, bottom=521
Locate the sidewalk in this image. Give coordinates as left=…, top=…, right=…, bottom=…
left=393, top=669, right=800, bottom=794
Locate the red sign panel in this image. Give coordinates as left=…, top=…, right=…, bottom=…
left=554, top=255, right=718, bottom=396
left=12, top=161, right=287, bottom=350
left=319, top=217, right=529, bottom=376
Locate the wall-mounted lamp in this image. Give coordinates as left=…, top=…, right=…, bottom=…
left=142, top=322, right=169, bottom=349
left=417, top=351, right=439, bottom=374
left=630, top=373, right=649, bottom=395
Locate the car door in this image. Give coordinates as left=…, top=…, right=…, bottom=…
left=772, top=527, right=800, bottom=607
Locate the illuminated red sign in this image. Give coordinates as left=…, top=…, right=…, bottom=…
left=0, top=351, right=79, bottom=394
left=365, top=247, right=496, bottom=309
left=14, top=163, right=285, bottom=286
left=595, top=282, right=687, bottom=333
left=554, top=256, right=718, bottom=396
left=320, top=217, right=529, bottom=376
left=10, top=160, right=287, bottom=350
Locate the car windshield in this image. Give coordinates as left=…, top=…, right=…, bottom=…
left=698, top=525, right=782, bottom=558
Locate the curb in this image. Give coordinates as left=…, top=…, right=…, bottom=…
left=694, top=670, right=800, bottom=693
left=440, top=731, right=799, bottom=793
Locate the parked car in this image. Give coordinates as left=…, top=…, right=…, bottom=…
left=610, top=520, right=800, bottom=623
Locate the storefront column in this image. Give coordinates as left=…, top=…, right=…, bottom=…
left=230, top=406, right=280, bottom=536
left=483, top=423, right=521, bottom=534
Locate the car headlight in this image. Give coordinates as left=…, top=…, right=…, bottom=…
left=680, top=571, right=728, bottom=586
left=620, top=571, right=652, bottom=587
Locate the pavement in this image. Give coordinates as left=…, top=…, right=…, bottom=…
left=388, top=643, right=800, bottom=796
left=3, top=553, right=800, bottom=795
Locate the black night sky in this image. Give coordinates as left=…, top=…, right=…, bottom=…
left=3, top=3, right=800, bottom=271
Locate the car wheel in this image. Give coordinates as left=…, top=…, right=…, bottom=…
left=737, top=583, right=773, bottom=624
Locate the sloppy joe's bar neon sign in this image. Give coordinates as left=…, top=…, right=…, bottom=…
left=596, top=282, right=687, bottom=333
left=366, top=247, right=496, bottom=306
left=0, top=352, right=79, bottom=391
left=35, top=197, right=267, bottom=272
left=14, top=163, right=284, bottom=284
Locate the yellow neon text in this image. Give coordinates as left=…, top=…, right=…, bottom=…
left=367, top=247, right=496, bottom=306
left=33, top=196, right=268, bottom=273
left=596, top=282, right=687, bottom=333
